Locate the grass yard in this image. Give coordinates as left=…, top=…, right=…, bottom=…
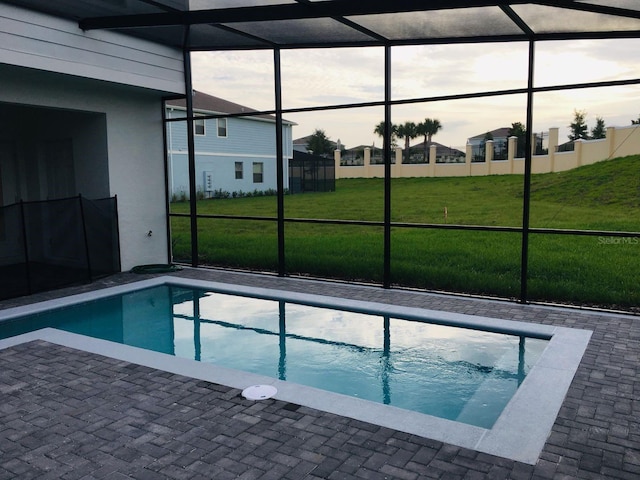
left=170, top=155, right=640, bottom=309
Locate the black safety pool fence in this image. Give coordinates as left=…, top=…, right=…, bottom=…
left=0, top=195, right=120, bottom=300
left=289, top=151, right=335, bottom=194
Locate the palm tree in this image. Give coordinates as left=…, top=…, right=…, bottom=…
left=416, top=118, right=442, bottom=163
left=373, top=121, right=385, bottom=141
left=373, top=121, right=397, bottom=159
left=396, top=121, right=418, bottom=164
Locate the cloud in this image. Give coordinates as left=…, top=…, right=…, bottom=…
left=548, top=38, right=640, bottom=73
left=191, top=50, right=276, bottom=110
left=190, top=39, right=640, bottom=149
left=280, top=47, right=385, bottom=109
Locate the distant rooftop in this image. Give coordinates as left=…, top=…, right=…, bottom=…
left=468, top=127, right=512, bottom=141
left=410, top=141, right=466, bottom=156
left=293, top=134, right=340, bottom=150
left=167, top=90, right=294, bottom=124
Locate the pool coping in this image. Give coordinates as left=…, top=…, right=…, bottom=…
left=0, top=276, right=593, bottom=465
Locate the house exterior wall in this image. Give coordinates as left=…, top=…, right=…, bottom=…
left=166, top=108, right=293, bottom=196
left=0, top=67, right=173, bottom=271
left=0, top=5, right=185, bottom=271
left=0, top=3, right=184, bottom=93
left=107, top=91, right=170, bottom=270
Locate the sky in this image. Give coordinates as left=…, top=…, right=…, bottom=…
left=191, top=38, right=640, bottom=151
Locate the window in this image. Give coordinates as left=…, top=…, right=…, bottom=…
left=235, top=162, right=243, bottom=180
left=253, top=162, right=263, bottom=183
left=217, top=118, right=227, bottom=137
left=194, top=115, right=205, bottom=136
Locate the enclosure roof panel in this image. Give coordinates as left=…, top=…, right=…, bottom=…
left=512, top=4, right=640, bottom=34
left=3, top=0, right=640, bottom=50
left=346, top=7, right=525, bottom=42
left=577, top=0, right=640, bottom=12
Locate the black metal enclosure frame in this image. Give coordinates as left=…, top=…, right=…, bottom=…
left=165, top=3, right=639, bottom=304
left=14, top=0, right=639, bottom=304
left=168, top=51, right=640, bottom=303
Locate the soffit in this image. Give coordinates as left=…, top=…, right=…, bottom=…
left=3, top=0, right=640, bottom=50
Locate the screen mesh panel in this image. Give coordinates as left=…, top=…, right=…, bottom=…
left=0, top=196, right=120, bottom=301
left=4, top=0, right=640, bottom=49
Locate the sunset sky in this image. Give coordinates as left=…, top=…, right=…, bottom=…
left=192, top=38, right=640, bottom=150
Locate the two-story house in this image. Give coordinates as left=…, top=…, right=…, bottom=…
left=166, top=91, right=294, bottom=198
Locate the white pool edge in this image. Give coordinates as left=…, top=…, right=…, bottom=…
left=0, top=276, right=593, bottom=465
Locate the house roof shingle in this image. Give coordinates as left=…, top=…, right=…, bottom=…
left=166, top=90, right=294, bottom=124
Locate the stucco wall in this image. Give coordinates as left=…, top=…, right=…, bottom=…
left=335, top=125, right=640, bottom=179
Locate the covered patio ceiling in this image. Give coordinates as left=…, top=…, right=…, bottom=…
left=4, top=0, right=640, bottom=50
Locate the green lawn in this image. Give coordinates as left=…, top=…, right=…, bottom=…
left=170, top=155, right=640, bottom=309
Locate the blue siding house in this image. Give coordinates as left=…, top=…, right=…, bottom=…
left=166, top=91, right=294, bottom=198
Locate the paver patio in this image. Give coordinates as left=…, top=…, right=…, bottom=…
left=0, top=269, right=638, bottom=479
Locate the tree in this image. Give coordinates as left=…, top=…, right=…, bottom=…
left=508, top=122, right=527, bottom=157
left=569, top=109, right=589, bottom=141
left=591, top=116, right=606, bottom=139
left=307, top=129, right=333, bottom=156
left=416, top=118, right=443, bottom=162
left=632, top=115, right=640, bottom=125
left=374, top=120, right=398, bottom=151
left=396, top=121, right=418, bottom=164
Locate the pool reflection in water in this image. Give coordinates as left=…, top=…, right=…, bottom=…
left=1, top=285, right=548, bottom=428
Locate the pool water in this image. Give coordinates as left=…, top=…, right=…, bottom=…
left=0, top=285, right=548, bottom=428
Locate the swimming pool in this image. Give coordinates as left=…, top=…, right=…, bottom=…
left=0, top=282, right=548, bottom=428
left=0, top=276, right=592, bottom=464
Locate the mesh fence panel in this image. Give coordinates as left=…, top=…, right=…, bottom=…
left=0, top=204, right=29, bottom=300
left=0, top=196, right=120, bottom=300
left=289, top=153, right=336, bottom=194
left=23, top=197, right=90, bottom=293
left=82, top=196, right=121, bottom=277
